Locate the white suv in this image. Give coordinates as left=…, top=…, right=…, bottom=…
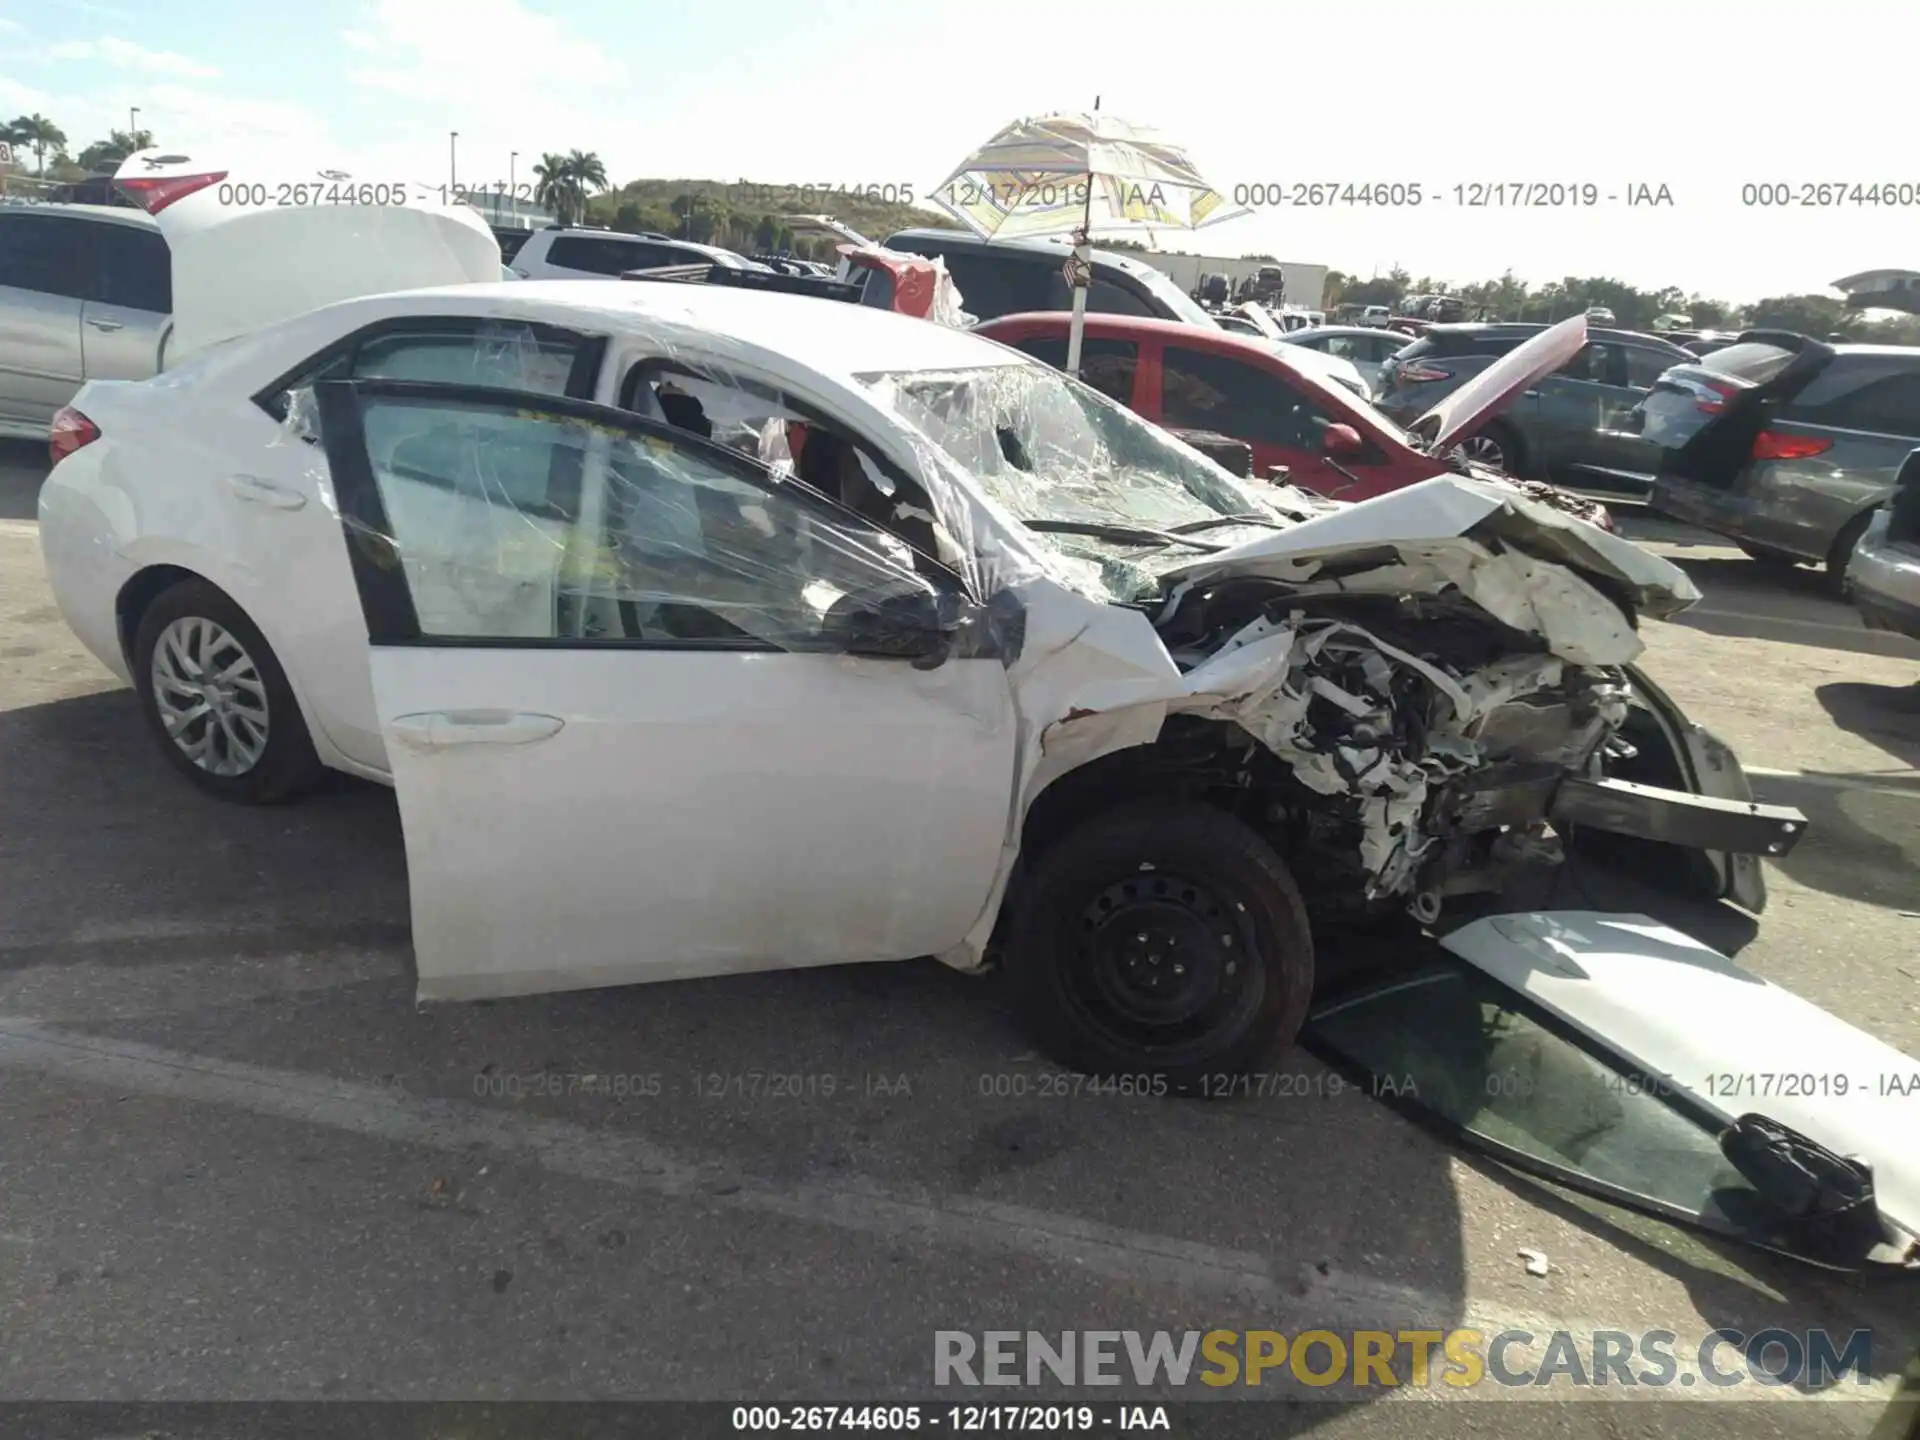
left=510, top=227, right=765, bottom=280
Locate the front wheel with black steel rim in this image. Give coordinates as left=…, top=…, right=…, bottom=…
left=132, top=578, right=323, bottom=804
left=1004, top=801, right=1315, bottom=1092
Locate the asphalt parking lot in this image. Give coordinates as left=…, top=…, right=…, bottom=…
left=2, top=438, right=1917, bottom=1436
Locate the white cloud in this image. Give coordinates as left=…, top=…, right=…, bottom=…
left=0, top=17, right=26, bottom=33
left=0, top=76, right=57, bottom=112
left=344, top=0, right=622, bottom=105
left=46, top=37, right=220, bottom=80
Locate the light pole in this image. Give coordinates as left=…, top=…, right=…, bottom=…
left=509, top=151, right=518, bottom=225
left=449, top=131, right=458, bottom=201
left=129, top=107, right=140, bottom=144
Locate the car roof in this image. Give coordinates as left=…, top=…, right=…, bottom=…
left=1424, top=321, right=1687, bottom=347
left=886, top=227, right=1165, bottom=278
left=363, top=280, right=1030, bottom=378
left=0, top=201, right=157, bottom=228
left=977, top=310, right=1301, bottom=359
left=1291, top=325, right=1403, bottom=339
left=1831, top=343, right=1920, bottom=358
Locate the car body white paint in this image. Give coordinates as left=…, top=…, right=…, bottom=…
left=35, top=200, right=1748, bottom=1016
left=1443, top=912, right=1919, bottom=1261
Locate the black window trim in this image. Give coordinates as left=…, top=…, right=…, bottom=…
left=251, top=314, right=609, bottom=423
left=312, top=379, right=975, bottom=652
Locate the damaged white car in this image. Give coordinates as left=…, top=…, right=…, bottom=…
left=40, top=157, right=1810, bottom=1090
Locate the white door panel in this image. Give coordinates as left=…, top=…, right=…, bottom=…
left=376, top=647, right=1017, bottom=1000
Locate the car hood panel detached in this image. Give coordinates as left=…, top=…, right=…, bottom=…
left=1414, top=313, right=1589, bottom=448
left=1443, top=912, right=1920, bottom=1265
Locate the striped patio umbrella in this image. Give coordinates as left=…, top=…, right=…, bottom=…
left=930, top=107, right=1249, bottom=374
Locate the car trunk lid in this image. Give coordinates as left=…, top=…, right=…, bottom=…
left=114, top=149, right=502, bottom=365
left=1631, top=331, right=1839, bottom=488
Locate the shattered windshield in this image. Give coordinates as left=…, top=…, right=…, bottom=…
left=858, top=363, right=1286, bottom=600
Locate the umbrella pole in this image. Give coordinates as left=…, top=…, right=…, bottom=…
left=1065, top=172, right=1094, bottom=378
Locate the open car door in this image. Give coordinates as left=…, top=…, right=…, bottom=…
left=308, top=379, right=1019, bottom=1001
left=1306, top=912, right=1919, bottom=1271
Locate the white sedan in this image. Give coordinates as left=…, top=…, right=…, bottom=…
left=36, top=152, right=1804, bottom=1088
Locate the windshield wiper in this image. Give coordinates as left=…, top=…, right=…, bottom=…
left=1022, top=519, right=1228, bottom=553
left=1167, top=512, right=1285, bottom=534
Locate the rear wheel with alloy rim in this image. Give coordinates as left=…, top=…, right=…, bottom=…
left=132, top=578, right=322, bottom=804
left=1005, top=801, right=1315, bottom=1091
left=1455, top=422, right=1523, bottom=476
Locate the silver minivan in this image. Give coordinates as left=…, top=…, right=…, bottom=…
left=0, top=202, right=172, bottom=439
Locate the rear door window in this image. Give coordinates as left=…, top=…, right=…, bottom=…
left=926, top=250, right=1062, bottom=320
left=1622, top=345, right=1681, bottom=388
left=0, top=213, right=88, bottom=300
left=1162, top=345, right=1330, bottom=448
left=1792, top=370, right=1920, bottom=438
left=544, top=235, right=651, bottom=276
left=1084, top=274, right=1156, bottom=318
left=89, top=223, right=172, bottom=313
left=1002, top=334, right=1140, bottom=406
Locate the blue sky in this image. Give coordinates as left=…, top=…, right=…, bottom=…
left=2, top=0, right=1911, bottom=302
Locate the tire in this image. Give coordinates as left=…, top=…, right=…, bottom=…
left=1823, top=511, right=1875, bottom=596
left=1737, top=542, right=1802, bottom=567
left=1456, top=420, right=1525, bottom=477
left=131, top=578, right=323, bottom=804
left=1004, top=801, right=1315, bottom=1092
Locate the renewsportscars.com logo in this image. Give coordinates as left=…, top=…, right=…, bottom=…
left=933, top=1328, right=1876, bottom=1392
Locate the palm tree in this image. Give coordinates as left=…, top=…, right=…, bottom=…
left=76, top=128, right=155, bottom=173
left=565, top=150, right=607, bottom=213
left=5, top=114, right=68, bottom=176
left=532, top=152, right=575, bottom=224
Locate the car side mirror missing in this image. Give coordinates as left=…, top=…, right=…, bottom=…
left=822, top=584, right=959, bottom=669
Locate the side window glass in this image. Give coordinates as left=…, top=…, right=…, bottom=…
left=1085, top=275, right=1155, bottom=318
left=1553, top=343, right=1597, bottom=383
left=1001, top=335, right=1136, bottom=406
left=1163, top=346, right=1324, bottom=447
left=0, top=215, right=86, bottom=299
left=91, top=225, right=172, bottom=312
left=1809, top=373, right=1920, bottom=438
left=1622, top=347, right=1679, bottom=389
left=1323, top=335, right=1361, bottom=360
left=355, top=397, right=928, bottom=647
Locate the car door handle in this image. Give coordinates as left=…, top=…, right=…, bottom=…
left=85, top=315, right=125, bottom=332
left=1522, top=389, right=1542, bottom=398
left=226, top=474, right=307, bottom=510
left=391, top=711, right=566, bottom=749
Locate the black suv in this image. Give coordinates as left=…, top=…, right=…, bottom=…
left=1373, top=322, right=1694, bottom=489
left=879, top=228, right=1222, bottom=329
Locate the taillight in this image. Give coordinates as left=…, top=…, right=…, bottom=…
left=50, top=407, right=100, bottom=465
left=1398, top=363, right=1453, bottom=383
left=1751, top=430, right=1832, bottom=462
left=1693, top=378, right=1740, bottom=414
left=116, top=170, right=228, bottom=214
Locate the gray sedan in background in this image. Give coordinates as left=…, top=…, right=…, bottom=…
left=1274, top=324, right=1410, bottom=392
left=1373, top=322, right=1694, bottom=489
left=1639, top=333, right=1920, bottom=588
left=0, top=202, right=171, bottom=439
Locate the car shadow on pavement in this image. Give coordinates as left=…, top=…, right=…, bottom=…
left=1663, top=557, right=1920, bottom=660
left=0, top=439, right=47, bottom=522
left=0, top=686, right=1478, bottom=1397
left=1817, top=682, right=1920, bottom=772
